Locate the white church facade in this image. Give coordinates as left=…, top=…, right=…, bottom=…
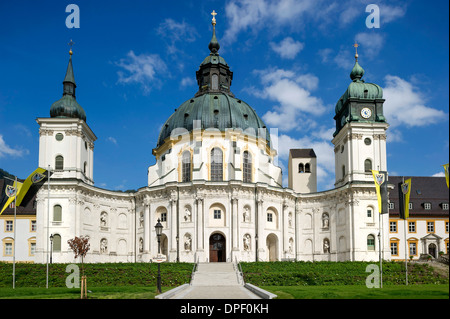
left=32, top=17, right=391, bottom=264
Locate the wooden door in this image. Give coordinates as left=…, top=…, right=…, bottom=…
left=209, top=234, right=226, bottom=262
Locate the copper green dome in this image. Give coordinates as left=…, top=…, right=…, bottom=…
left=335, top=60, right=383, bottom=115
left=50, top=52, right=87, bottom=122
left=156, top=15, right=270, bottom=149
left=157, top=93, right=271, bottom=148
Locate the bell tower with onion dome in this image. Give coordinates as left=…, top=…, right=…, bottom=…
left=36, top=44, right=97, bottom=185
left=332, top=43, right=388, bottom=188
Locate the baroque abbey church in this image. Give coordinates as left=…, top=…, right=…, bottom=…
left=33, top=15, right=391, bottom=264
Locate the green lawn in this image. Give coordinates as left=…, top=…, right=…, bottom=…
left=0, top=284, right=448, bottom=299
left=0, top=261, right=447, bottom=299
left=263, top=284, right=449, bottom=299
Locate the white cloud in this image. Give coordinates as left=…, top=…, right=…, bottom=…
left=180, top=77, right=195, bottom=89
left=355, top=32, right=385, bottom=59
left=157, top=18, right=198, bottom=55
left=250, top=68, right=327, bottom=131
left=432, top=172, right=445, bottom=177
left=383, top=75, right=446, bottom=127
left=116, top=50, right=167, bottom=94
left=223, top=0, right=317, bottom=44
left=107, top=137, right=118, bottom=145
left=223, top=0, right=406, bottom=44
left=270, top=37, right=304, bottom=59
left=0, top=135, right=28, bottom=158
left=379, top=4, right=407, bottom=24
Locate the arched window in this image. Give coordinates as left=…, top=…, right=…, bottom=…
left=342, top=165, right=346, bottom=179
left=211, top=148, right=223, bottom=181
left=83, top=162, right=87, bottom=174
left=55, top=155, right=64, bottom=171
left=53, top=205, right=62, bottom=222
left=182, top=151, right=191, bottom=182
left=367, top=234, right=375, bottom=251
left=52, top=234, right=61, bottom=252
left=298, top=163, right=304, bottom=173
left=243, top=151, right=252, bottom=183
left=364, top=159, right=372, bottom=173
left=305, top=163, right=311, bottom=173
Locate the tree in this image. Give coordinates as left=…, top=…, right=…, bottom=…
left=67, top=236, right=90, bottom=298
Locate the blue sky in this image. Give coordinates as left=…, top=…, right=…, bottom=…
left=0, top=0, right=448, bottom=192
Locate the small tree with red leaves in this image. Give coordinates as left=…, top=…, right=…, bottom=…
left=67, top=236, right=90, bottom=277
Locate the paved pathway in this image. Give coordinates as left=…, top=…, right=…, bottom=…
left=168, top=263, right=261, bottom=299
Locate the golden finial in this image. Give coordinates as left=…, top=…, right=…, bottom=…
left=211, top=10, right=217, bottom=26
left=68, top=39, right=75, bottom=55
left=353, top=42, right=359, bottom=61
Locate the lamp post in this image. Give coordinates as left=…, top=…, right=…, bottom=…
left=49, top=234, right=54, bottom=264
left=155, top=219, right=163, bottom=294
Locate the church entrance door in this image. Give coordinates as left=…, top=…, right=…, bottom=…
left=209, top=233, right=226, bottom=262
left=428, top=243, right=436, bottom=258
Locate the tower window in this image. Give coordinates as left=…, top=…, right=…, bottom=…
left=55, top=156, right=64, bottom=171
left=305, top=163, right=311, bottom=173
left=182, top=151, right=191, bottom=182
left=211, top=148, right=223, bottom=181
left=298, top=163, right=304, bottom=173
left=367, top=234, right=375, bottom=251
left=364, top=159, right=372, bottom=173
left=53, top=205, right=62, bottom=222
left=243, top=151, right=252, bottom=183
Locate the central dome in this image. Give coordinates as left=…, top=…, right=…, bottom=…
left=157, top=93, right=271, bottom=148
left=155, top=17, right=271, bottom=149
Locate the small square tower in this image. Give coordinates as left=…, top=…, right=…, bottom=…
left=288, top=149, right=317, bottom=193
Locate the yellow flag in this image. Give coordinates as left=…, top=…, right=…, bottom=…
left=0, top=180, right=23, bottom=215
left=15, top=167, right=49, bottom=207
left=399, top=178, right=412, bottom=219
left=371, top=170, right=388, bottom=214
left=443, top=164, right=449, bottom=188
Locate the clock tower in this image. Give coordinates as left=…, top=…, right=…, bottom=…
left=332, top=44, right=388, bottom=188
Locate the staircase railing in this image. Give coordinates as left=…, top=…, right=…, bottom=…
left=234, top=257, right=244, bottom=285
left=190, top=257, right=199, bottom=285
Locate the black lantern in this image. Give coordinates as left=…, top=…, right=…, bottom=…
left=49, top=234, right=54, bottom=264
left=154, top=219, right=163, bottom=293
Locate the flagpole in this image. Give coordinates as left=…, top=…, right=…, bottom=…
left=13, top=176, right=17, bottom=289
left=46, top=165, right=50, bottom=289
left=378, top=210, right=383, bottom=288
left=403, top=177, right=408, bottom=285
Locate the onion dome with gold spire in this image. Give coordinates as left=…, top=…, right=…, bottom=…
left=333, top=43, right=386, bottom=136
left=50, top=42, right=87, bottom=122
left=155, top=11, right=271, bottom=150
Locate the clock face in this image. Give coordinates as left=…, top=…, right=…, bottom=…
left=361, top=107, right=372, bottom=119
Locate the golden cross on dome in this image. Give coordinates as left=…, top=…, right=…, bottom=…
left=68, top=39, right=75, bottom=55
left=211, top=10, right=217, bottom=25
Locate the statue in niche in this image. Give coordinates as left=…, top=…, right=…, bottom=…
left=288, top=238, right=293, bottom=254
left=243, top=207, right=250, bottom=223
left=100, top=238, right=108, bottom=254
left=288, top=213, right=293, bottom=227
left=139, top=212, right=144, bottom=228
left=139, top=238, right=143, bottom=252
left=323, top=239, right=330, bottom=253
left=322, top=213, right=329, bottom=229
left=100, top=212, right=108, bottom=227
left=184, top=208, right=191, bottom=222
left=184, top=235, right=192, bottom=251
left=243, top=234, right=251, bottom=251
